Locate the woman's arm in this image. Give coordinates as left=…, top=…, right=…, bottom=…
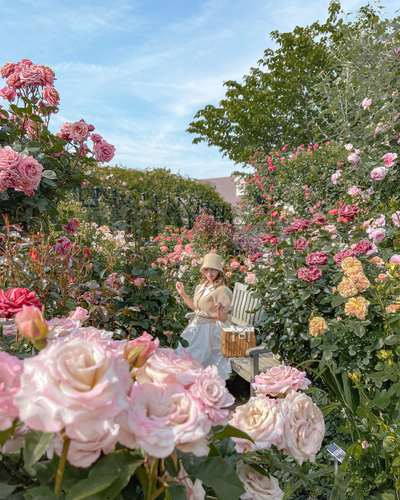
left=214, top=286, right=232, bottom=323
left=214, top=301, right=228, bottom=323
left=176, top=282, right=196, bottom=311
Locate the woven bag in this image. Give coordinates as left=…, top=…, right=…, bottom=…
left=221, top=326, right=256, bottom=357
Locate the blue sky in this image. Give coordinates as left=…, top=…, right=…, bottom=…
left=1, top=0, right=399, bottom=179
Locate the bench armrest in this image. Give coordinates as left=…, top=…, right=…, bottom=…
left=246, top=343, right=270, bottom=356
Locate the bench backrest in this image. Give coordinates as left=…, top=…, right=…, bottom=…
left=230, top=282, right=263, bottom=327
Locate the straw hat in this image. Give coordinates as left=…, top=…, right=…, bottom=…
left=200, top=253, right=223, bottom=273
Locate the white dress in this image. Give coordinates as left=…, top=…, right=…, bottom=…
left=175, top=283, right=232, bottom=380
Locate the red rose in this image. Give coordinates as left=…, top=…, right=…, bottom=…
left=298, top=266, right=322, bottom=283
left=338, top=204, right=360, bottom=221
left=353, top=240, right=374, bottom=255
left=293, top=238, right=308, bottom=252
left=0, top=288, right=42, bottom=319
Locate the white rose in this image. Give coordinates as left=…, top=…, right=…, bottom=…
left=237, top=461, right=284, bottom=500
left=229, top=397, right=284, bottom=452
left=277, top=392, right=325, bottom=465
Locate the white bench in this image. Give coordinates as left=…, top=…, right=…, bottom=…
left=185, top=282, right=278, bottom=395
left=227, top=283, right=278, bottom=395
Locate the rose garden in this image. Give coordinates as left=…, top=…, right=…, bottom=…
left=1, top=3, right=400, bottom=500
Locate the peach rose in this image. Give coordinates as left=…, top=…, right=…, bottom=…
left=344, top=296, right=369, bottom=320
left=341, top=257, right=363, bottom=276
left=277, top=392, right=325, bottom=465
left=228, top=397, right=284, bottom=452
left=308, top=317, right=328, bottom=337
left=351, top=273, right=370, bottom=293
left=337, top=277, right=358, bottom=298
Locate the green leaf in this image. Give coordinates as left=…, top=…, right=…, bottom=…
left=391, top=456, right=400, bottom=475
left=87, top=450, right=143, bottom=500
left=212, top=424, right=255, bottom=443
left=65, top=474, right=117, bottom=500
left=0, top=484, right=19, bottom=499
left=23, top=430, right=54, bottom=475
left=23, top=486, right=58, bottom=500
left=165, top=483, right=187, bottom=500
left=182, top=456, right=245, bottom=500
left=41, top=170, right=57, bottom=180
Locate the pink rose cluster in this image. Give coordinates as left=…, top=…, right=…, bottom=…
left=0, top=59, right=58, bottom=110
left=283, top=218, right=312, bottom=234
left=229, top=365, right=324, bottom=465
left=0, top=319, right=234, bottom=472
left=0, top=147, right=43, bottom=196
left=57, top=119, right=115, bottom=163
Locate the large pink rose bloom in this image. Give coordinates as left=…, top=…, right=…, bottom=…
left=69, top=120, right=90, bottom=142
left=0, top=147, right=21, bottom=170
left=0, top=352, right=23, bottom=431
left=371, top=167, right=388, bottom=180
left=14, top=338, right=131, bottom=433
left=93, top=140, right=116, bottom=162
left=277, top=392, right=325, bottom=465
left=305, top=252, right=328, bottom=266
left=252, top=365, right=311, bottom=398
left=0, top=288, right=42, bottom=319
left=229, top=397, right=284, bottom=453
left=117, top=382, right=211, bottom=458
left=15, top=156, right=43, bottom=195
left=48, top=419, right=120, bottom=468
left=189, top=365, right=234, bottom=424
left=134, top=348, right=203, bottom=387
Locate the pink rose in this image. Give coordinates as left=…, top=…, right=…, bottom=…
left=93, top=140, right=116, bottom=163
left=117, top=382, right=211, bottom=458
left=15, top=156, right=43, bottom=194
left=124, top=331, right=157, bottom=368
left=348, top=154, right=361, bottom=164
left=353, top=240, right=374, bottom=255
left=369, top=228, right=386, bottom=243
left=237, top=461, right=284, bottom=500
left=277, top=392, right=325, bottom=465
left=305, top=252, right=328, bottom=266
left=293, top=238, right=308, bottom=252
left=55, top=236, right=72, bottom=255
left=382, top=153, right=397, bottom=167
left=229, top=397, right=284, bottom=453
left=331, top=170, right=342, bottom=184
left=40, top=85, right=60, bottom=107
left=133, top=277, right=145, bottom=287
left=0, top=352, right=23, bottom=431
left=298, top=266, right=322, bottom=283
left=90, top=133, right=103, bottom=144
left=333, top=249, right=356, bottom=266
left=15, top=305, right=48, bottom=347
left=338, top=204, right=360, bottom=221
left=0, top=288, right=42, bottom=319
left=252, top=365, right=311, bottom=398
left=390, top=255, right=400, bottom=266
left=371, top=167, right=388, bottom=180
left=0, top=147, right=21, bottom=170
left=312, top=212, right=327, bottom=224
left=15, top=337, right=131, bottom=433
left=58, top=122, right=72, bottom=140
left=362, top=98, right=372, bottom=109
left=0, top=85, right=16, bottom=102
left=345, top=143, right=353, bottom=151
left=392, top=212, right=400, bottom=227
left=69, top=120, right=90, bottom=142
left=348, top=186, right=360, bottom=196
left=48, top=419, right=120, bottom=468
left=62, top=217, right=80, bottom=235
left=69, top=307, right=90, bottom=323
left=189, top=365, right=234, bottom=424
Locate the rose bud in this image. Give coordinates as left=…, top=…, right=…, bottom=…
left=15, top=305, right=48, bottom=350
left=124, top=332, right=156, bottom=369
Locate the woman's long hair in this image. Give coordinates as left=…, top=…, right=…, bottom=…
left=200, top=270, right=228, bottom=288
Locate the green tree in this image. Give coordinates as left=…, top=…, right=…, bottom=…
left=187, top=3, right=341, bottom=164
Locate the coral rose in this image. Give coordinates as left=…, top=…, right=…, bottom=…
left=344, top=296, right=369, bottom=320
left=237, top=461, right=284, bottom=500
left=0, top=352, right=23, bottom=431
left=252, top=365, right=311, bottom=397
left=309, top=317, right=328, bottom=337
left=277, top=392, right=325, bottom=465
left=228, top=397, right=284, bottom=452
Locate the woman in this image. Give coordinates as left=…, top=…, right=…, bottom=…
left=175, top=253, right=232, bottom=379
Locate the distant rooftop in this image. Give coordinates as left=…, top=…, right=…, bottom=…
left=197, top=176, right=244, bottom=207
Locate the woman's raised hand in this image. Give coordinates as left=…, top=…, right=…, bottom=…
left=214, top=301, right=223, bottom=311
left=176, top=282, right=185, bottom=295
